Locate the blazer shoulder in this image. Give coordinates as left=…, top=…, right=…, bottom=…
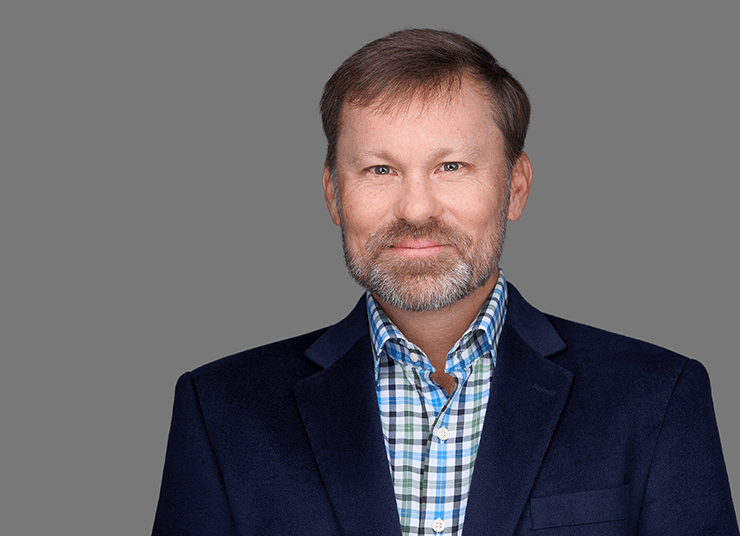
left=542, top=312, right=693, bottom=381
left=189, top=295, right=370, bottom=384
left=505, top=282, right=689, bottom=375
left=184, top=326, right=330, bottom=399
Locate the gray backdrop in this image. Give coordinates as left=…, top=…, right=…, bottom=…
left=2, top=1, right=737, bottom=534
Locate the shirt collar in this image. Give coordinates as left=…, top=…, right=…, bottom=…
left=367, top=269, right=508, bottom=376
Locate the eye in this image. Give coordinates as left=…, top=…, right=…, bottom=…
left=369, top=165, right=392, bottom=175
left=441, top=162, right=462, bottom=172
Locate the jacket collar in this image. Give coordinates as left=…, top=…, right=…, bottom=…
left=296, top=283, right=572, bottom=535
left=463, top=282, right=572, bottom=534
left=296, top=296, right=401, bottom=535
left=304, top=295, right=369, bottom=369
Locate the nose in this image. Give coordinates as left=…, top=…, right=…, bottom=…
left=394, top=172, right=443, bottom=224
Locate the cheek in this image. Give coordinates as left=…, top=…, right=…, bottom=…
left=340, top=205, right=377, bottom=251
left=341, top=191, right=390, bottom=237
left=451, top=196, right=503, bottom=237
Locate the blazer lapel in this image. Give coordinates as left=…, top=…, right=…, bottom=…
left=294, top=297, right=402, bottom=535
left=293, top=285, right=572, bottom=535
left=463, top=283, right=573, bottom=535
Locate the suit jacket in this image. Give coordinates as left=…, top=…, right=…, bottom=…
left=153, top=283, right=738, bottom=535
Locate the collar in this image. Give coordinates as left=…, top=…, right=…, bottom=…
left=366, top=269, right=508, bottom=379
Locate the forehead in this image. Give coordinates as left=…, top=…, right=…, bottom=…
left=337, top=79, right=502, bottom=158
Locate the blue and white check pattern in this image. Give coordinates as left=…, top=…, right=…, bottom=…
left=368, top=271, right=508, bottom=536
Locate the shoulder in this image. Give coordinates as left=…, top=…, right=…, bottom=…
left=505, top=281, right=696, bottom=380
left=546, top=313, right=688, bottom=365
left=183, top=327, right=329, bottom=400
left=163, top=327, right=336, bottom=436
left=542, top=313, right=706, bottom=398
left=195, top=327, right=328, bottom=376
left=173, top=296, right=370, bottom=408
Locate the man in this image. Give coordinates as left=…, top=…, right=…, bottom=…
left=153, top=29, right=738, bottom=535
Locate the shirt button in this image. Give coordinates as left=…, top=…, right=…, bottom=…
left=432, top=518, right=446, bottom=533
left=410, top=353, right=419, bottom=363
left=436, top=427, right=450, bottom=442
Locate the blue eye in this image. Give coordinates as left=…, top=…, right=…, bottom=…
left=371, top=165, right=391, bottom=175
left=442, top=162, right=462, bottom=172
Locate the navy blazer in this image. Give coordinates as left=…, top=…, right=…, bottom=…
left=153, top=283, right=738, bottom=535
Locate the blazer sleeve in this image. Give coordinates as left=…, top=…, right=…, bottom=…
left=638, top=359, right=739, bottom=535
left=152, top=372, right=237, bottom=536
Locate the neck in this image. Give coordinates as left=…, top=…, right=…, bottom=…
left=373, top=272, right=497, bottom=374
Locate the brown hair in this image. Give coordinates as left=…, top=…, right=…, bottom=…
left=320, top=28, right=531, bottom=176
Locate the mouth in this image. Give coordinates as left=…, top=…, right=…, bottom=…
left=390, top=240, right=449, bottom=259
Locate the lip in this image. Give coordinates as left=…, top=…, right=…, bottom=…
left=391, top=240, right=449, bottom=258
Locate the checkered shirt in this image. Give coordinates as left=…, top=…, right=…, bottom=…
left=368, top=270, right=508, bottom=536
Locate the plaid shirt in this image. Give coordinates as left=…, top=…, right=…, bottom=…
left=368, top=271, right=508, bottom=535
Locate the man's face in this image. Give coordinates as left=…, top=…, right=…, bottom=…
left=323, top=79, right=530, bottom=312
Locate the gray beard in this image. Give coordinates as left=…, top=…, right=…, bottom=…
left=341, top=216, right=507, bottom=312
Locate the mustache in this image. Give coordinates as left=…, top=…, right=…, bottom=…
left=365, top=219, right=473, bottom=252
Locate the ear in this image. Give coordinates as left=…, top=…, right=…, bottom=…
left=323, top=164, right=342, bottom=226
left=507, top=151, right=532, bottom=222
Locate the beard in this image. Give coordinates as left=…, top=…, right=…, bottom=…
left=340, top=199, right=509, bottom=312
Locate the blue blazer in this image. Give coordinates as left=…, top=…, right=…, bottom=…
left=153, top=283, right=738, bottom=535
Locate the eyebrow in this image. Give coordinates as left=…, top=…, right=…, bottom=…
left=348, top=149, right=397, bottom=166
left=349, top=145, right=482, bottom=166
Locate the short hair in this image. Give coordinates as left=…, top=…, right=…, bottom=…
left=320, top=28, right=531, bottom=177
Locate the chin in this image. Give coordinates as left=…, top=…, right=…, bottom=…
left=365, top=264, right=495, bottom=312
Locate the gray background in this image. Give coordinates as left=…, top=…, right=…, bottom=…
left=2, top=1, right=737, bottom=534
